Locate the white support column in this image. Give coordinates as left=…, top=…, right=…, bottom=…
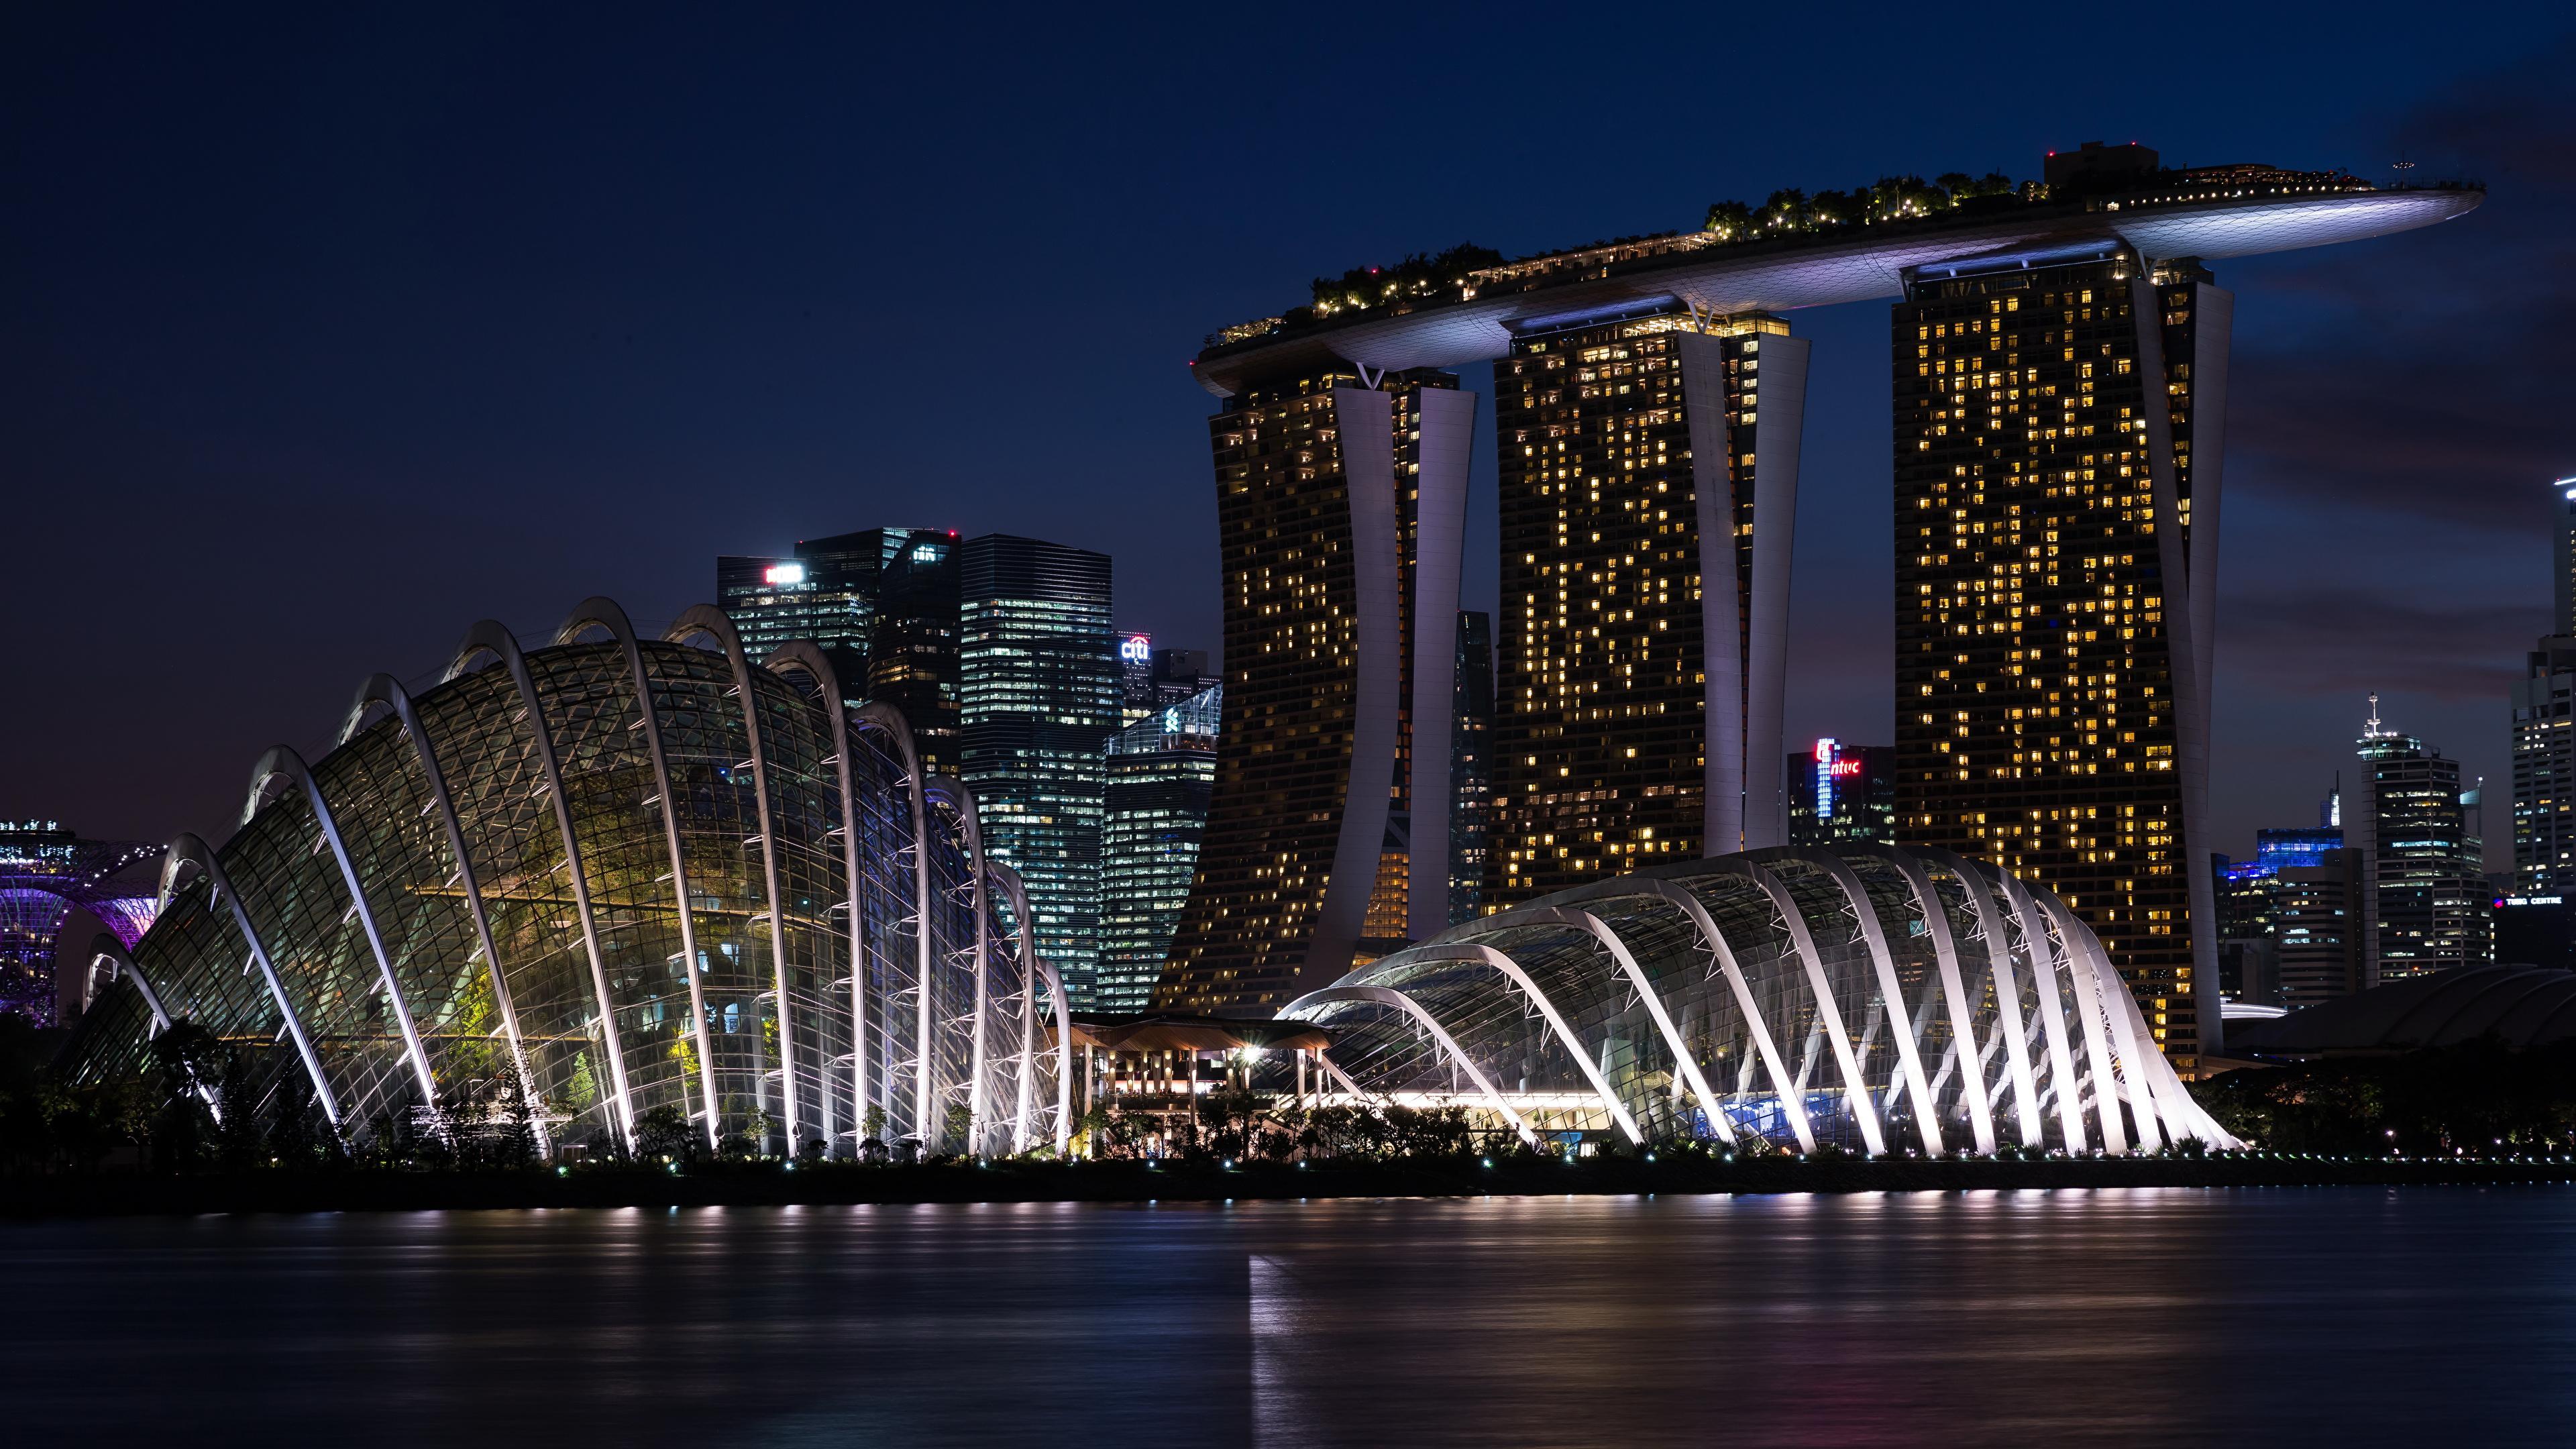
left=1307, top=384, right=1404, bottom=991
left=665, top=606, right=799, bottom=1155
left=1678, top=329, right=1744, bottom=855
left=765, top=641, right=875, bottom=1158
left=1408, top=385, right=1479, bottom=943
left=1281, top=985, right=1538, bottom=1146
left=562, top=602, right=722, bottom=1149
left=1741, top=335, right=1809, bottom=851
left=924, top=777, right=993, bottom=1156
left=1479, top=904, right=1735, bottom=1144
left=1697, top=857, right=1887, bottom=1154
left=1861, top=847, right=1998, bottom=1154
left=342, top=675, right=549, bottom=1157
left=243, top=747, right=438, bottom=1114
left=2007, top=874, right=2122, bottom=1154
left=159, top=834, right=340, bottom=1126
left=1406, top=943, right=1644, bottom=1144
left=988, top=863, right=1042, bottom=1155
left=2039, top=894, right=2167, bottom=1154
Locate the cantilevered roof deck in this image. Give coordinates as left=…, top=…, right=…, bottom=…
left=1191, top=184, right=2481, bottom=396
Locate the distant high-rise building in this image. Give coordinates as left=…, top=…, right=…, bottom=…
left=718, top=526, right=949, bottom=704
left=2212, top=799, right=2347, bottom=1008
left=1892, top=244, right=2225, bottom=1070
left=1786, top=739, right=1894, bottom=849
left=1490, top=306, right=1810, bottom=907
left=1117, top=632, right=1156, bottom=722
left=0, top=822, right=158, bottom=1026
left=2275, top=847, right=2364, bottom=1010
left=1450, top=610, right=1493, bottom=926
left=1096, top=686, right=1221, bottom=1014
left=2554, top=476, right=2576, bottom=636
left=1116, top=633, right=1216, bottom=724
left=2511, top=633, right=2576, bottom=895
left=870, top=534, right=963, bottom=776
left=1157, top=368, right=1476, bottom=1014
left=2354, top=696, right=2492, bottom=983
left=959, top=535, right=1118, bottom=1006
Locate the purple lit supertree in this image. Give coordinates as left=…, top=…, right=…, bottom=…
left=1, top=822, right=159, bottom=1028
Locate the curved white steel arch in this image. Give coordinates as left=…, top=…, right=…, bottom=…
left=1560, top=875, right=1816, bottom=1152
left=1849, top=848, right=1998, bottom=1154
left=665, top=606, right=801, bottom=1153
left=2033, top=892, right=2167, bottom=1155
left=763, top=641, right=875, bottom=1158
left=447, top=621, right=637, bottom=1151
left=1988, top=869, right=2090, bottom=1152
left=924, top=777, right=994, bottom=1155
left=159, top=833, right=340, bottom=1126
left=985, top=861, right=1045, bottom=1155
left=561, top=600, right=722, bottom=1149
left=340, top=674, right=549, bottom=1155
left=1281, top=985, right=1539, bottom=1146
left=2025, top=890, right=2129, bottom=1155
left=1691, top=856, right=1886, bottom=1154
left=1478, top=903, right=1735, bottom=1144
left=1403, top=943, right=1644, bottom=1144
left=88, top=935, right=171, bottom=1036
left=1026, top=945, right=1076, bottom=1156
left=1914, top=849, right=2043, bottom=1148
left=242, top=745, right=439, bottom=1114
left=850, top=701, right=938, bottom=1143
left=1774, top=850, right=1945, bottom=1155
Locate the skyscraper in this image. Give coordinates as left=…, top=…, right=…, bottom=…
left=2274, top=849, right=2364, bottom=1010
left=1489, top=305, right=1810, bottom=906
left=2555, top=476, right=2576, bottom=637
left=1450, top=610, right=1493, bottom=926
left=1157, top=368, right=1477, bottom=1013
left=717, top=526, right=949, bottom=703
left=1786, top=739, right=1895, bottom=849
left=959, top=535, right=1118, bottom=1006
left=2512, top=629, right=2576, bottom=896
left=1892, top=241, right=2224, bottom=1069
left=870, top=534, right=963, bottom=775
left=1096, top=686, right=1221, bottom=1014
left=2354, top=697, right=2491, bottom=982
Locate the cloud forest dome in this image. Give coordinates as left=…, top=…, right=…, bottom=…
left=1192, top=160, right=2479, bottom=396
left=1281, top=845, right=2237, bottom=1155
left=59, top=598, right=1073, bottom=1160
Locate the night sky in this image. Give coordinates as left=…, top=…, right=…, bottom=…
left=8, top=5, right=2571, bottom=885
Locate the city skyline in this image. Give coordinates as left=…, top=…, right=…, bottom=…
left=9, top=14, right=2570, bottom=934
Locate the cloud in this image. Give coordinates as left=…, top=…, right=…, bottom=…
left=2218, top=585, right=2532, bottom=700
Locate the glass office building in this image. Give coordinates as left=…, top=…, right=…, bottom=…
left=1095, top=685, right=1221, bottom=1014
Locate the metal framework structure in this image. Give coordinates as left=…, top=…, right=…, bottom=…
left=0, top=822, right=160, bottom=1026
left=1281, top=844, right=2237, bottom=1154
left=57, top=600, right=1072, bottom=1159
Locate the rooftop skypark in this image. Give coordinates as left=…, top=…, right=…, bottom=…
left=1194, top=149, right=2481, bottom=391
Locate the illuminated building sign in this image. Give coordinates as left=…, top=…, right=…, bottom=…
left=1121, top=634, right=1152, bottom=663
left=764, top=562, right=806, bottom=586
left=1813, top=737, right=1841, bottom=821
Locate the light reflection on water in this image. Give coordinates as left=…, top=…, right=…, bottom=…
left=10, top=1187, right=2572, bottom=1446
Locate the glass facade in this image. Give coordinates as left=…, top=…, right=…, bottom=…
left=717, top=527, right=947, bottom=706
left=1450, top=610, right=1493, bottom=926
left=1095, top=686, right=1220, bottom=1014
left=960, top=535, right=1118, bottom=1008
left=1892, top=246, right=2213, bottom=1068
left=2355, top=706, right=2491, bottom=981
left=58, top=616, right=1069, bottom=1160
left=1283, top=844, right=2235, bottom=1155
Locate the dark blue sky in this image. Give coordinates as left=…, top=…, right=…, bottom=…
left=7, top=4, right=2571, bottom=872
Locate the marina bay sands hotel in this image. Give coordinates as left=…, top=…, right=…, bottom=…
left=1152, top=143, right=2479, bottom=1071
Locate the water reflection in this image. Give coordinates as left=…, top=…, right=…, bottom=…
left=10, top=1188, right=2572, bottom=1446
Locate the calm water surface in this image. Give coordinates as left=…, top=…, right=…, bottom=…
left=10, top=1187, right=2573, bottom=1446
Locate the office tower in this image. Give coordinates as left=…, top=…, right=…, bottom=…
left=870, top=534, right=964, bottom=775
left=1786, top=739, right=1896, bottom=849
left=959, top=535, right=1118, bottom=1006
left=1115, top=635, right=1218, bottom=724
left=1490, top=305, right=1811, bottom=906
left=1892, top=242, right=2226, bottom=1069
left=2353, top=698, right=2492, bottom=983
left=2274, top=847, right=2365, bottom=1009
left=1154, top=648, right=1218, bottom=704
left=2495, top=894, right=2576, bottom=970
left=1117, top=632, right=1156, bottom=722
left=2512, top=634, right=2576, bottom=894
left=718, top=527, right=949, bottom=702
left=2555, top=476, right=2576, bottom=636
left=1450, top=610, right=1493, bottom=925
left=1095, top=686, right=1222, bottom=1014
left=0, top=822, right=158, bottom=1026
left=1157, top=368, right=1477, bottom=1013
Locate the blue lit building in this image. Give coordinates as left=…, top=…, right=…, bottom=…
left=1096, top=686, right=1220, bottom=1014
